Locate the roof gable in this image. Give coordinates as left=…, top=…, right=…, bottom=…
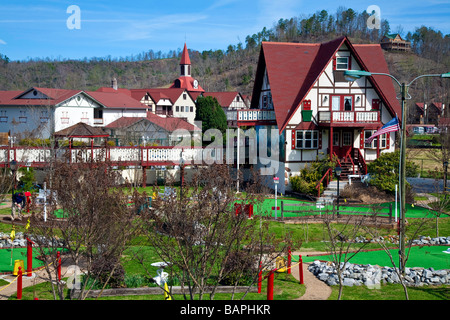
left=203, top=92, right=241, bottom=108
left=253, top=37, right=343, bottom=132
left=0, top=87, right=82, bottom=106
left=252, top=36, right=401, bottom=132
left=54, top=122, right=109, bottom=138
left=106, top=113, right=199, bottom=133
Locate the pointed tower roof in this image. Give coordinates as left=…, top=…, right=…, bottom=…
left=180, top=43, right=191, bottom=65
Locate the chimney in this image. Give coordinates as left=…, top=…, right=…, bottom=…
left=112, top=78, right=118, bottom=90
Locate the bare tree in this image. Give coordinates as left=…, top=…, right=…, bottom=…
left=322, top=212, right=370, bottom=300
left=137, top=164, right=294, bottom=300
left=364, top=217, right=428, bottom=300
left=28, top=155, right=144, bottom=300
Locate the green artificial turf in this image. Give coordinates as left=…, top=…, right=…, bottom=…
left=301, top=245, right=450, bottom=270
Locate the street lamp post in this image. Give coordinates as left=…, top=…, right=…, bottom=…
left=10, top=160, right=18, bottom=220
left=273, top=176, right=279, bottom=220
left=335, top=166, right=342, bottom=217
left=344, top=70, right=450, bottom=275
left=179, top=155, right=185, bottom=201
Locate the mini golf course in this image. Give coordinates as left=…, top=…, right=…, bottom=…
left=302, top=246, right=450, bottom=270
left=250, top=198, right=449, bottom=219
left=0, top=247, right=45, bottom=274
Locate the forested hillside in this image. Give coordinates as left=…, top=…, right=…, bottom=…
left=0, top=7, right=449, bottom=107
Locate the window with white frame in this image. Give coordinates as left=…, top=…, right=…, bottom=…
left=296, top=130, right=319, bottom=149
left=364, top=130, right=388, bottom=149
left=380, top=133, right=388, bottom=149
left=336, top=56, right=349, bottom=70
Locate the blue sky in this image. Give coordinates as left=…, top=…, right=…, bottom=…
left=0, top=0, right=449, bottom=61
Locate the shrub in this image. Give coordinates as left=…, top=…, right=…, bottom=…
left=91, top=256, right=126, bottom=289
left=290, top=156, right=334, bottom=196
left=367, top=150, right=418, bottom=195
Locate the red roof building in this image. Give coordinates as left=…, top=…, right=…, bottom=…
left=105, top=111, right=200, bottom=146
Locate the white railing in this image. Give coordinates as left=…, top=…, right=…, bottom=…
left=318, top=111, right=379, bottom=123
left=0, top=146, right=224, bottom=166
left=226, top=109, right=276, bottom=122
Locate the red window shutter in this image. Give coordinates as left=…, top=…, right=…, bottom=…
left=348, top=56, right=352, bottom=70
left=292, top=130, right=296, bottom=150
left=333, top=56, right=336, bottom=70
left=303, top=100, right=311, bottom=110
left=360, top=130, right=365, bottom=149
left=386, top=133, right=390, bottom=149
left=372, top=99, right=380, bottom=110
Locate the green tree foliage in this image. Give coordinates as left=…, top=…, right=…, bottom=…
left=367, top=150, right=418, bottom=194
left=290, top=156, right=334, bottom=195
left=195, top=96, right=227, bottom=134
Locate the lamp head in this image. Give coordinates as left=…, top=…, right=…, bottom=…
left=10, top=160, right=17, bottom=172
left=335, top=166, right=342, bottom=177
left=343, top=70, right=372, bottom=82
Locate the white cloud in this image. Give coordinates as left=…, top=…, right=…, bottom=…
left=0, top=39, right=6, bottom=45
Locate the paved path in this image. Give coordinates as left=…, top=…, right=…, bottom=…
left=291, top=251, right=332, bottom=300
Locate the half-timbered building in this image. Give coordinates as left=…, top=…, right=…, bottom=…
left=249, top=36, right=402, bottom=192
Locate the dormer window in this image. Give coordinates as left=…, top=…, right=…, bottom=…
left=336, top=57, right=349, bottom=70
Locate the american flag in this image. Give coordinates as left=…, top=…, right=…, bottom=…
left=365, top=116, right=400, bottom=144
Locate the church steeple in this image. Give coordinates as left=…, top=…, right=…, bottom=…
left=180, top=43, right=191, bottom=77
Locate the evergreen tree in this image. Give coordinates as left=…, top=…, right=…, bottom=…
left=195, top=96, right=227, bottom=134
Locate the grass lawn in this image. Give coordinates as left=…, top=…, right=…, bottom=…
left=329, top=282, right=449, bottom=300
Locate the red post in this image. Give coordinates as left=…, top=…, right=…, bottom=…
left=26, top=237, right=32, bottom=277
left=287, top=247, right=292, bottom=274
left=25, top=191, right=31, bottom=213
left=57, top=251, right=61, bottom=281
left=17, top=266, right=22, bottom=300
left=299, top=255, right=304, bottom=285
left=267, top=270, right=274, bottom=300
left=257, top=262, right=262, bottom=293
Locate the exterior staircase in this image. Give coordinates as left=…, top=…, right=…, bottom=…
left=316, top=179, right=348, bottom=208
left=315, top=149, right=366, bottom=208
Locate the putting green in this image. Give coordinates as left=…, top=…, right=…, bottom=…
left=0, top=247, right=45, bottom=274
left=301, top=246, right=450, bottom=270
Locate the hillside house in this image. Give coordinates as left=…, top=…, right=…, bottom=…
left=412, top=102, right=446, bottom=125
left=248, top=36, right=401, bottom=192
left=380, top=33, right=411, bottom=51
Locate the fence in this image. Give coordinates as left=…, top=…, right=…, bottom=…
left=279, top=200, right=393, bottom=223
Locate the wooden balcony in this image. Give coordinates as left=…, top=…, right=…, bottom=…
left=227, top=109, right=276, bottom=127
left=318, top=111, right=380, bottom=127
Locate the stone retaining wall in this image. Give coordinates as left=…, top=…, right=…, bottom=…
left=308, top=260, right=450, bottom=287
